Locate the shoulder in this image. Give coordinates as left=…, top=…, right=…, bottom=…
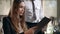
left=3, top=16, right=11, bottom=23
left=3, top=17, right=7, bottom=20
left=3, top=16, right=8, bottom=21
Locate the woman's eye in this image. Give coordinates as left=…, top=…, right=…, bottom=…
left=19, top=6, right=22, bottom=8
left=19, top=6, right=23, bottom=8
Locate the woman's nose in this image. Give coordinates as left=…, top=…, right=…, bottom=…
left=22, top=8, right=24, bottom=11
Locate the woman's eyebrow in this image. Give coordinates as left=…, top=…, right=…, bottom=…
left=19, top=5, right=25, bottom=7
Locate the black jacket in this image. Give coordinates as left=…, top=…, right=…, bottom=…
left=3, top=16, right=17, bottom=34
left=3, top=16, right=24, bottom=34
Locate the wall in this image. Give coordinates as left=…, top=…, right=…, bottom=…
left=43, top=0, right=57, bottom=18
left=0, top=0, right=11, bottom=15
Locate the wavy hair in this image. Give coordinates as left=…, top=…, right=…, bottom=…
left=8, top=0, right=28, bottom=33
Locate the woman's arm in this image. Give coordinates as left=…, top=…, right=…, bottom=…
left=3, top=17, right=11, bottom=34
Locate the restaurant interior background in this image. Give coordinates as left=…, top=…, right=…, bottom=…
left=0, top=0, right=60, bottom=34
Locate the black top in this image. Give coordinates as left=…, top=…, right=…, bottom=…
left=3, top=16, right=24, bottom=34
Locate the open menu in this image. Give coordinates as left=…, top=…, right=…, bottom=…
left=37, top=17, right=51, bottom=29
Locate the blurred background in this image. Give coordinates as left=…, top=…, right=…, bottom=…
left=0, top=0, right=59, bottom=34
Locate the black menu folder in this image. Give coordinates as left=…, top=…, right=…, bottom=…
left=37, top=17, right=51, bottom=29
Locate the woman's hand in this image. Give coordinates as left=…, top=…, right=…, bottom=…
left=24, top=28, right=34, bottom=34
left=24, top=26, right=37, bottom=34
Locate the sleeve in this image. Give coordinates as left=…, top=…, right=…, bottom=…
left=39, top=4, right=44, bottom=20
left=3, top=17, right=11, bottom=34
left=40, top=6, right=44, bottom=18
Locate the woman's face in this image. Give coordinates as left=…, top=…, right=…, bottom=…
left=18, top=2, right=25, bottom=16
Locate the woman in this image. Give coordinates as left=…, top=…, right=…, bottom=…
left=3, top=0, right=28, bottom=34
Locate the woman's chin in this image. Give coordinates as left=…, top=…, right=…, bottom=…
left=19, top=14, right=23, bottom=16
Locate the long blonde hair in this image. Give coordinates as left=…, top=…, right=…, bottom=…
left=8, top=0, right=28, bottom=33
